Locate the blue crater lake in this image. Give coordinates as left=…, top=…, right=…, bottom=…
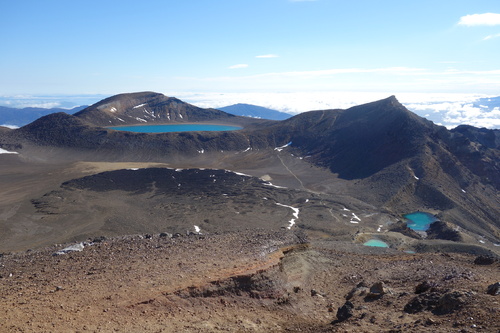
left=363, top=239, right=389, bottom=248
left=404, top=212, right=438, bottom=231
left=108, top=124, right=242, bottom=133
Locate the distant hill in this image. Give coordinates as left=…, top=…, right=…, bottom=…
left=0, top=105, right=86, bottom=127
left=73, top=91, right=266, bottom=127
left=217, top=103, right=292, bottom=120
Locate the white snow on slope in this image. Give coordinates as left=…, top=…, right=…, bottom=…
left=53, top=243, right=84, bottom=256
left=276, top=203, right=299, bottom=229
left=274, top=142, right=292, bottom=152
left=264, top=182, right=287, bottom=189
left=0, top=148, right=18, bottom=154
left=133, top=103, right=147, bottom=109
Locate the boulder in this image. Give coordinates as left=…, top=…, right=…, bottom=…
left=336, top=301, right=354, bottom=322
left=366, top=281, right=390, bottom=299
left=474, top=255, right=497, bottom=265
left=487, top=282, right=500, bottom=296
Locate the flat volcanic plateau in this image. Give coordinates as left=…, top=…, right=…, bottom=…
left=0, top=92, right=498, bottom=332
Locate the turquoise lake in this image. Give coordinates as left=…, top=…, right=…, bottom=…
left=108, top=124, right=242, bottom=133
left=363, top=239, right=389, bottom=248
left=404, top=212, right=438, bottom=231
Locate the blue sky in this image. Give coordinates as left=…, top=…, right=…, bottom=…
left=1, top=0, right=499, bottom=96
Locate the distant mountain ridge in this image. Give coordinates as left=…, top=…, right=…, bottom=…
left=217, top=103, right=292, bottom=120
left=0, top=105, right=86, bottom=127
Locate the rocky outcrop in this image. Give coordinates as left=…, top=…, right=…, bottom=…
left=426, top=221, right=463, bottom=242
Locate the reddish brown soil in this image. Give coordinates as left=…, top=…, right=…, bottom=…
left=1, top=230, right=498, bottom=332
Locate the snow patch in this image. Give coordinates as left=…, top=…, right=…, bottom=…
left=351, top=213, right=361, bottom=222
left=377, top=225, right=383, bottom=232
left=127, top=168, right=140, bottom=171
left=135, top=117, right=147, bottom=122
left=133, top=103, right=147, bottom=109
left=197, top=149, right=205, bottom=154
left=179, top=114, right=183, bottom=119
left=274, top=141, right=292, bottom=152
left=461, top=189, right=466, bottom=193
left=116, top=117, right=125, bottom=122
left=264, top=182, right=287, bottom=189
left=53, top=243, right=84, bottom=256
left=0, top=148, right=18, bottom=154
left=194, top=225, right=201, bottom=233
left=243, top=147, right=252, bottom=152
left=110, top=107, right=117, bottom=113
left=413, top=175, right=419, bottom=180
left=276, top=203, right=299, bottom=229
left=342, top=207, right=350, bottom=211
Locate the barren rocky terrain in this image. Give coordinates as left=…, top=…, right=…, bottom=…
left=1, top=229, right=499, bottom=332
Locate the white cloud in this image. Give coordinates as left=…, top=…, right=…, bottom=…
left=256, top=54, right=279, bottom=58
left=0, top=124, right=19, bottom=129
left=171, top=91, right=499, bottom=129
left=483, top=33, right=500, bottom=40
left=458, top=13, right=500, bottom=26
left=228, top=64, right=249, bottom=69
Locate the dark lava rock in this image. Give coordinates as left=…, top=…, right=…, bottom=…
left=474, top=255, right=497, bottom=265
left=404, top=290, right=469, bottom=314
left=346, top=281, right=369, bottom=300
left=426, top=221, right=463, bottom=242
left=487, top=282, right=500, bottom=296
left=92, top=236, right=107, bottom=243
left=336, top=301, right=354, bottom=322
left=388, top=221, right=421, bottom=239
left=435, top=291, right=468, bottom=314
left=404, top=292, right=442, bottom=314
left=415, top=281, right=437, bottom=294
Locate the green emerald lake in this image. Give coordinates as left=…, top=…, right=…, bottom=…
left=363, top=239, right=389, bottom=248
left=404, top=212, right=438, bottom=231
left=108, top=124, right=242, bottom=133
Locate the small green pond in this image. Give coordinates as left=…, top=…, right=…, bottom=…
left=363, top=239, right=389, bottom=248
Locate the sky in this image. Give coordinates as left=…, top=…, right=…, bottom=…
left=1, top=0, right=500, bottom=127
